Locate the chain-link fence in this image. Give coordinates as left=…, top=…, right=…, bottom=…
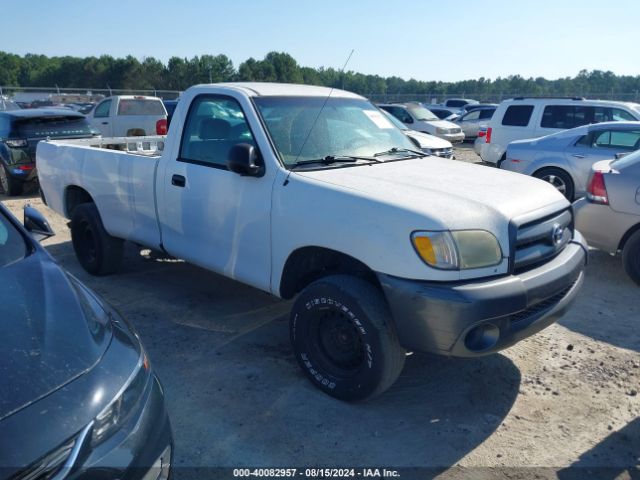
left=0, top=86, right=182, bottom=106
left=367, top=92, right=640, bottom=104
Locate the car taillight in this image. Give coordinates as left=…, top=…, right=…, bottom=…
left=17, top=165, right=34, bottom=171
left=485, top=127, right=492, bottom=143
left=586, top=171, right=609, bottom=205
left=478, top=130, right=486, bottom=138
left=156, top=119, right=168, bottom=135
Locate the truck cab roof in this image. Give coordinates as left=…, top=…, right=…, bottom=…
left=191, top=82, right=364, bottom=99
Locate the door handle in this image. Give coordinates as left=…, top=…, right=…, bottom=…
left=571, top=154, right=585, bottom=159
left=171, top=174, right=186, bottom=187
left=101, top=121, right=109, bottom=125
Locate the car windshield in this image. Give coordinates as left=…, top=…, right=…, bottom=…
left=253, top=96, right=416, bottom=166
left=0, top=212, right=27, bottom=268
left=0, top=98, right=20, bottom=112
left=407, top=105, right=439, bottom=121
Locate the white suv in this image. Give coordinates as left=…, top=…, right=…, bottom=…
left=479, top=97, right=640, bottom=166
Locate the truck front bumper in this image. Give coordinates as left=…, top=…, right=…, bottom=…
left=378, top=231, right=587, bottom=357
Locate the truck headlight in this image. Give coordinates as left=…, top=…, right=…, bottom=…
left=411, top=230, right=503, bottom=270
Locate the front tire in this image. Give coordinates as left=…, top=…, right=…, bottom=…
left=534, top=167, right=575, bottom=201
left=622, top=230, right=640, bottom=286
left=0, top=164, right=23, bottom=196
left=71, top=203, right=124, bottom=275
left=290, top=275, right=406, bottom=401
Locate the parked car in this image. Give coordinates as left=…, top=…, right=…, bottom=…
left=0, top=109, right=101, bottom=196
left=502, top=121, right=640, bottom=200
left=461, top=103, right=498, bottom=114
left=479, top=97, right=640, bottom=166
left=575, top=152, right=640, bottom=285
left=424, top=106, right=459, bottom=121
left=378, top=102, right=465, bottom=143
left=380, top=108, right=454, bottom=158
left=442, top=98, right=479, bottom=109
left=88, top=95, right=168, bottom=137
left=0, top=97, right=20, bottom=112
left=454, top=106, right=497, bottom=140
left=38, top=82, right=586, bottom=401
left=0, top=202, right=172, bottom=479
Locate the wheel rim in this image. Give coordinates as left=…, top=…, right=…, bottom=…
left=309, top=306, right=365, bottom=376
left=0, top=168, right=8, bottom=192
left=541, top=174, right=566, bottom=194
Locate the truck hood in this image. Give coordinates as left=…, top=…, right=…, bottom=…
left=0, top=253, right=111, bottom=420
left=295, top=157, right=568, bottom=230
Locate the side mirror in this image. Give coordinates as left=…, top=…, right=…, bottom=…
left=227, top=144, right=264, bottom=177
left=403, top=117, right=414, bottom=124
left=23, top=205, right=55, bottom=242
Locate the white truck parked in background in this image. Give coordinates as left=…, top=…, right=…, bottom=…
left=37, top=83, right=587, bottom=401
left=87, top=95, right=168, bottom=137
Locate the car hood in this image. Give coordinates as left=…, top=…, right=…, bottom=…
left=296, top=157, right=568, bottom=230
left=404, top=130, right=452, bottom=149
left=420, top=119, right=459, bottom=129
left=0, top=253, right=111, bottom=420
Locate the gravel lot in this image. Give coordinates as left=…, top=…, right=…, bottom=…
left=2, top=143, right=638, bottom=479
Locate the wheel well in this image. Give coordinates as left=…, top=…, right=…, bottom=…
left=619, top=222, right=640, bottom=251
left=65, top=186, right=94, bottom=217
left=279, top=247, right=379, bottom=299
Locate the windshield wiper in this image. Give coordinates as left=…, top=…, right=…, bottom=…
left=289, top=155, right=382, bottom=169
left=373, top=147, right=428, bottom=158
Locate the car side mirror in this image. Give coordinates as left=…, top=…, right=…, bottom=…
left=403, top=117, right=414, bottom=124
left=23, top=205, right=55, bottom=242
left=227, top=143, right=264, bottom=177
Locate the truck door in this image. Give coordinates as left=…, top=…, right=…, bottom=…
left=91, top=99, right=113, bottom=137
left=159, top=94, right=273, bottom=292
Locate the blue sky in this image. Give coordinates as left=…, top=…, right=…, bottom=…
left=2, top=0, right=638, bottom=82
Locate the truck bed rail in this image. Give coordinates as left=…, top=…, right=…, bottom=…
left=47, top=135, right=165, bottom=157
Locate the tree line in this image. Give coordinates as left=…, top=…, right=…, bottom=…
left=1, top=50, right=640, bottom=100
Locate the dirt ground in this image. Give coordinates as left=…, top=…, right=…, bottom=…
left=2, top=144, right=638, bottom=479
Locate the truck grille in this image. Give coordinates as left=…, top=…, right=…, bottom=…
left=513, top=208, right=573, bottom=273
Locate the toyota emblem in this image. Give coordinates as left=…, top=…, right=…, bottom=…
left=551, top=223, right=564, bottom=246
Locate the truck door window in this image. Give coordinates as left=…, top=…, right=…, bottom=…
left=179, top=95, right=255, bottom=169
left=93, top=100, right=111, bottom=118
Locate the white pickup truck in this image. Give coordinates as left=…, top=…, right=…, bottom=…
left=87, top=95, right=168, bottom=137
left=37, top=83, right=588, bottom=401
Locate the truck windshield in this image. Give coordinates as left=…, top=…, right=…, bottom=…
left=253, top=96, right=416, bottom=166
left=0, top=212, right=27, bottom=268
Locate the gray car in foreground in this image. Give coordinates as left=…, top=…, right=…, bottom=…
left=502, top=121, right=640, bottom=200
left=0, top=204, right=172, bottom=479
left=574, top=152, right=640, bottom=285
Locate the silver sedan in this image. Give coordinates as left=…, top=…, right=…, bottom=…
left=501, top=121, right=640, bottom=200
left=574, top=152, right=640, bottom=285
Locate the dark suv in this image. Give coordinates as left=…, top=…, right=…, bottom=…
left=0, top=109, right=100, bottom=196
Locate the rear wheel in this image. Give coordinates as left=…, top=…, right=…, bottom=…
left=290, top=275, right=406, bottom=401
left=0, top=164, right=23, bottom=196
left=71, top=203, right=124, bottom=275
left=622, top=230, right=640, bottom=286
left=534, top=167, right=575, bottom=201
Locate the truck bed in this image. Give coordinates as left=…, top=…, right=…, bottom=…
left=37, top=135, right=166, bottom=249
